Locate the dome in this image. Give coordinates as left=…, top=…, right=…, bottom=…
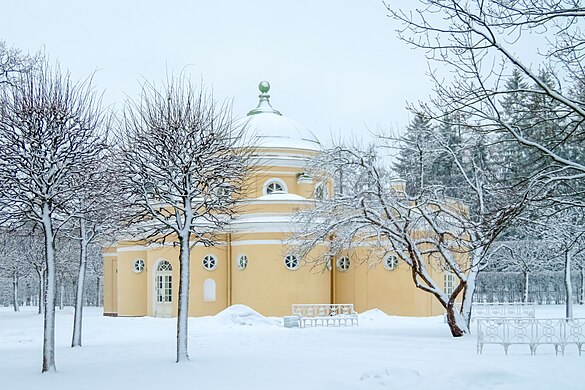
left=236, top=81, right=321, bottom=151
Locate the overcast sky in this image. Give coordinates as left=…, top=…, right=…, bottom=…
left=2, top=0, right=429, bottom=143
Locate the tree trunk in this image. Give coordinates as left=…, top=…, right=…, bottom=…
left=96, top=276, right=101, bottom=307
left=460, top=269, right=477, bottom=331
left=42, top=203, right=57, bottom=373
left=523, top=271, right=529, bottom=303
left=12, top=272, right=20, bottom=312
left=579, top=263, right=585, bottom=305
left=37, top=268, right=45, bottom=315
left=59, top=283, right=64, bottom=310
left=72, top=217, right=88, bottom=347
left=564, top=249, right=573, bottom=319
left=176, top=234, right=191, bottom=362
left=445, top=301, right=468, bottom=337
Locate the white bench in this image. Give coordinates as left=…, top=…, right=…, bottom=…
left=290, top=304, right=358, bottom=328
left=477, top=318, right=585, bottom=355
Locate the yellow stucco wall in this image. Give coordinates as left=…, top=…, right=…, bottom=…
left=230, top=241, right=330, bottom=316
left=102, top=146, right=462, bottom=319
left=115, top=249, right=147, bottom=316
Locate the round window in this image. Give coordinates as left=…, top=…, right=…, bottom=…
left=133, top=259, right=145, bottom=273
left=284, top=254, right=300, bottom=270
left=315, top=182, right=327, bottom=200
left=384, top=255, right=399, bottom=271
left=236, top=254, right=248, bottom=271
left=202, top=255, right=218, bottom=271
left=336, top=257, right=350, bottom=272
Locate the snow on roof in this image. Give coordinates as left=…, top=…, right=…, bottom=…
left=256, top=192, right=307, bottom=201
left=235, top=81, right=321, bottom=152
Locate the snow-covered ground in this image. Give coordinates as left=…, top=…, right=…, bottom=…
left=1, top=305, right=584, bottom=390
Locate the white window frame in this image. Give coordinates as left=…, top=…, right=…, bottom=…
left=383, top=255, right=398, bottom=271
left=202, top=254, right=218, bottom=271
left=262, top=178, right=288, bottom=195
left=284, top=254, right=300, bottom=270
left=337, top=257, right=350, bottom=272
left=236, top=254, right=248, bottom=271
left=444, top=272, right=456, bottom=296
left=133, top=258, right=145, bottom=273
left=157, top=260, right=173, bottom=271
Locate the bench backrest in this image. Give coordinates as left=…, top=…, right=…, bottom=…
left=292, top=304, right=356, bottom=317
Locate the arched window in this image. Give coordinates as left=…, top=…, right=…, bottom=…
left=157, top=260, right=172, bottom=271
left=336, top=257, right=350, bottom=272
left=155, top=260, right=173, bottom=307
left=263, top=178, right=288, bottom=195
left=203, top=279, right=216, bottom=302
left=284, top=254, right=300, bottom=270
left=202, top=255, right=218, bottom=271
left=384, top=255, right=398, bottom=271
left=236, top=254, right=248, bottom=271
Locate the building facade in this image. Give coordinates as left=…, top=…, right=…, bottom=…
left=103, top=82, right=446, bottom=318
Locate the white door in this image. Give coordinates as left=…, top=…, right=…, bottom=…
left=154, top=260, right=173, bottom=317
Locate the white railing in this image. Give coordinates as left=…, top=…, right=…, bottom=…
left=291, top=304, right=358, bottom=328
left=444, top=302, right=536, bottom=323
left=473, top=302, right=536, bottom=319
left=477, top=318, right=585, bottom=355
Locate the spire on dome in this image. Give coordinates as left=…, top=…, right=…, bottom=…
left=247, top=81, right=282, bottom=116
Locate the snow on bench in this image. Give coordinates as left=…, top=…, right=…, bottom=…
left=477, top=318, right=585, bottom=356
left=287, top=304, right=358, bottom=328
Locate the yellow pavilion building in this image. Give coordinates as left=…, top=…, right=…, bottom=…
left=102, top=82, right=447, bottom=318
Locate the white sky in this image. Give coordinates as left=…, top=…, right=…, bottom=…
left=2, top=0, right=429, bottom=143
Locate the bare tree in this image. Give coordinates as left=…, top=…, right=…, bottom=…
left=576, top=250, right=585, bottom=305
left=291, top=137, right=522, bottom=337
left=488, top=237, right=552, bottom=303
left=387, top=0, right=585, bottom=206
left=87, top=244, right=104, bottom=306
left=0, top=232, right=32, bottom=311
left=0, top=40, right=39, bottom=87
left=0, top=61, right=107, bottom=372
left=539, top=208, right=585, bottom=317
left=69, top=155, right=120, bottom=347
left=19, top=233, right=47, bottom=314
left=117, top=77, right=252, bottom=362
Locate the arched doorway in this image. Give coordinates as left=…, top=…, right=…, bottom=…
left=154, top=260, right=173, bottom=317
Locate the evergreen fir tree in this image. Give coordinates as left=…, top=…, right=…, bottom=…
left=394, top=113, right=435, bottom=195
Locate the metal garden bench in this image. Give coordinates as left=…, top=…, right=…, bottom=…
left=287, top=304, right=358, bottom=328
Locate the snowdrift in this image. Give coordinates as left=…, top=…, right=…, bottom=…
left=214, top=304, right=279, bottom=327
left=359, top=308, right=390, bottom=322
